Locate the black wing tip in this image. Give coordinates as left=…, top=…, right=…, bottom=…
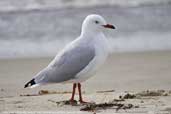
left=24, top=78, right=36, bottom=88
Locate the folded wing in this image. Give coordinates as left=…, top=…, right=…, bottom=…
left=34, top=45, right=95, bottom=84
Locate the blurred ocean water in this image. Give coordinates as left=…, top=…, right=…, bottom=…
left=0, top=0, right=171, bottom=58
left=0, top=0, right=171, bottom=12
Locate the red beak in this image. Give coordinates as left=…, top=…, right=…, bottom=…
left=102, top=24, right=115, bottom=29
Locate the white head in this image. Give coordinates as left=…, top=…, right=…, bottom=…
left=81, top=14, right=115, bottom=35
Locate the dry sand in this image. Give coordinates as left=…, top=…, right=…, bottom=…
left=1, top=51, right=171, bottom=114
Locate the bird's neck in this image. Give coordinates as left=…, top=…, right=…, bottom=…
left=79, top=31, right=110, bottom=54
left=80, top=31, right=108, bottom=47
left=81, top=30, right=102, bottom=39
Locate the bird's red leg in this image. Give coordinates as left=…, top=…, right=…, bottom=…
left=70, top=83, right=77, bottom=102
left=78, top=83, right=88, bottom=104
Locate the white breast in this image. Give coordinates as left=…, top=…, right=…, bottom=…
left=73, top=33, right=109, bottom=83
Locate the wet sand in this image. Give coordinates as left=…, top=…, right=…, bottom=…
left=1, top=51, right=171, bottom=113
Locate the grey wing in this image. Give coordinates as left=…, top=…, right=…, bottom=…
left=35, top=45, right=95, bottom=84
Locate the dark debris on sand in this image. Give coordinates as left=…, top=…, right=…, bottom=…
left=48, top=99, right=138, bottom=112
left=80, top=102, right=138, bottom=112
left=136, top=90, right=170, bottom=97
left=21, top=89, right=171, bottom=113
left=119, top=90, right=171, bottom=100
left=120, top=93, right=136, bottom=99
left=20, top=90, right=74, bottom=96
left=48, top=99, right=78, bottom=106
left=80, top=90, right=171, bottom=112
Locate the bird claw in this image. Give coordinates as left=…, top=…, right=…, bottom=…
left=69, top=99, right=78, bottom=105
left=79, top=100, right=94, bottom=105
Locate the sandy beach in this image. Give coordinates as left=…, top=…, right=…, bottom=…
left=1, top=51, right=171, bottom=114
left=0, top=1, right=171, bottom=114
